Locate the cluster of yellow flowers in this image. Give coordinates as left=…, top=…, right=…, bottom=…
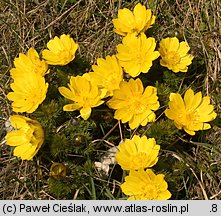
left=6, top=35, right=78, bottom=159
left=5, top=2, right=217, bottom=200
left=116, top=135, right=171, bottom=200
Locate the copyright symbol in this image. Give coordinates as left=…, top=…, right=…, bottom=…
left=3, top=204, right=16, bottom=214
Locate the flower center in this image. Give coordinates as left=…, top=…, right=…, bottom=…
left=177, top=110, right=200, bottom=127
left=131, top=152, right=149, bottom=168
left=136, top=52, right=145, bottom=64
left=61, top=51, right=72, bottom=62
left=130, top=98, right=147, bottom=114
left=142, top=184, right=159, bottom=200
left=185, top=110, right=200, bottom=125
left=165, top=51, right=180, bottom=65
left=21, top=125, right=34, bottom=143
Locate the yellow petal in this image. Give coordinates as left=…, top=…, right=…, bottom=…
left=80, top=107, right=92, bottom=120
left=118, top=8, right=135, bottom=29
left=47, top=36, right=63, bottom=51
left=184, top=88, right=194, bottom=108
left=9, top=115, right=29, bottom=128
left=165, top=109, right=177, bottom=120
left=199, top=111, right=217, bottom=122
left=169, top=93, right=185, bottom=111
left=129, top=78, right=144, bottom=94
left=5, top=131, right=28, bottom=146
left=63, top=104, right=81, bottom=111
left=13, top=143, right=37, bottom=160
left=157, top=190, right=172, bottom=200
left=178, top=41, right=190, bottom=57
left=202, top=123, right=211, bottom=130
left=58, top=87, right=75, bottom=100
left=129, top=115, right=142, bottom=129
left=28, top=47, right=39, bottom=59
left=133, top=3, right=146, bottom=31
left=192, top=91, right=202, bottom=109
left=168, top=37, right=180, bottom=51
left=124, top=63, right=141, bottom=77
left=179, top=55, right=193, bottom=65
left=115, top=108, right=132, bottom=122
left=196, top=96, right=210, bottom=112
left=184, top=128, right=195, bottom=135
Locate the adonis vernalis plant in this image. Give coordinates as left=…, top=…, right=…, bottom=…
left=7, top=72, right=48, bottom=113
left=58, top=75, right=106, bottom=120
left=113, top=3, right=156, bottom=36
left=165, top=88, right=217, bottom=135
left=5, top=115, right=44, bottom=160
left=158, top=37, right=194, bottom=73
left=116, top=33, right=159, bottom=77
left=116, top=135, right=160, bottom=170
left=85, top=55, right=123, bottom=97
left=10, top=48, right=48, bottom=78
left=121, top=169, right=171, bottom=200
left=107, top=78, right=160, bottom=129
left=42, top=34, right=78, bottom=66
left=4, top=2, right=218, bottom=200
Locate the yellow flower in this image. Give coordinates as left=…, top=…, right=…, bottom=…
left=116, top=135, right=160, bottom=170
left=10, top=48, right=48, bottom=78
left=158, top=37, right=194, bottom=72
left=113, top=3, right=156, bottom=36
left=165, top=88, right=217, bottom=135
left=5, top=115, right=44, bottom=160
left=7, top=73, right=48, bottom=113
left=121, top=169, right=171, bottom=200
left=116, top=33, right=159, bottom=77
left=42, top=34, right=78, bottom=65
left=86, top=55, right=123, bottom=97
left=58, top=76, right=105, bottom=120
left=107, top=78, right=160, bottom=129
